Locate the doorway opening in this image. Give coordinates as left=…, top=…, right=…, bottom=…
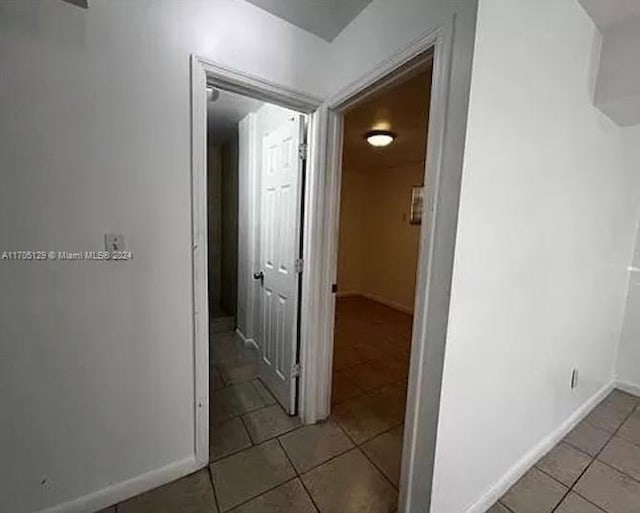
left=206, top=86, right=309, bottom=461
left=328, top=59, right=433, bottom=508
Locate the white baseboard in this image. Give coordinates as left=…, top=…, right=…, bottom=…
left=335, top=291, right=414, bottom=315
left=335, top=291, right=359, bottom=298
left=616, top=380, right=640, bottom=398
left=464, top=381, right=614, bottom=513
left=39, top=456, right=202, bottom=513
left=362, top=292, right=413, bottom=315
left=236, top=328, right=258, bottom=351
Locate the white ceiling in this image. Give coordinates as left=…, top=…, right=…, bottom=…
left=207, top=89, right=263, bottom=144
left=578, top=0, right=640, bottom=28
left=243, top=0, right=372, bottom=41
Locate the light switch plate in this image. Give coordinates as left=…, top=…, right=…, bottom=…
left=105, top=233, right=125, bottom=251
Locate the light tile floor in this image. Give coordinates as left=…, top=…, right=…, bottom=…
left=101, top=297, right=410, bottom=512
left=96, top=299, right=640, bottom=513
left=490, top=388, right=640, bottom=513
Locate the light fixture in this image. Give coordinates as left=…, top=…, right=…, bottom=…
left=365, top=129, right=396, bottom=147
left=206, top=86, right=220, bottom=103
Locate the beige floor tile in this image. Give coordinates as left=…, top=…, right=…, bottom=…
left=211, top=416, right=252, bottom=461
left=243, top=404, right=301, bottom=444
left=253, top=379, right=277, bottom=405
left=563, top=421, right=611, bottom=456
left=535, top=442, right=592, bottom=487
left=332, top=394, right=399, bottom=444
left=214, top=335, right=258, bottom=367
left=361, top=425, right=404, bottom=487
left=220, top=362, right=259, bottom=386
left=371, top=383, right=407, bottom=422
left=599, top=436, right=640, bottom=481
left=279, top=421, right=354, bottom=473
left=585, top=404, right=629, bottom=433
left=118, top=470, right=217, bottom=513
left=603, top=390, right=640, bottom=415
left=617, top=411, right=640, bottom=446
left=212, top=368, right=225, bottom=390
left=228, top=479, right=317, bottom=513
left=501, top=468, right=567, bottom=513
left=575, top=460, right=640, bottom=513
left=212, top=380, right=273, bottom=423
left=486, top=503, right=512, bottom=513
left=555, top=492, right=605, bottom=513
left=301, top=449, right=397, bottom=513
left=210, top=439, right=296, bottom=511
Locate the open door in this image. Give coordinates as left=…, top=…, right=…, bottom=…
left=255, top=113, right=305, bottom=414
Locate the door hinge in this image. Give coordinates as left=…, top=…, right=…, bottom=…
left=298, top=142, right=308, bottom=161
left=295, top=258, right=304, bottom=273
left=291, top=363, right=301, bottom=378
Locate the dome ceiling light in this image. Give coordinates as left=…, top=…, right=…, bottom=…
left=365, top=129, right=396, bottom=147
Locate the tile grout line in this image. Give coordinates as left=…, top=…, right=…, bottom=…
left=206, top=465, right=223, bottom=513
left=275, top=437, right=322, bottom=513
left=219, top=476, right=302, bottom=513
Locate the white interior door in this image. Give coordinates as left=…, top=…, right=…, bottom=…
left=256, top=113, right=305, bottom=414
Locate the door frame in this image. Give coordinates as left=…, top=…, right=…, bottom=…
left=304, top=19, right=465, bottom=513
left=189, top=55, right=322, bottom=466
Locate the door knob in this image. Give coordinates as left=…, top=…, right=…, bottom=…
left=253, top=271, right=264, bottom=281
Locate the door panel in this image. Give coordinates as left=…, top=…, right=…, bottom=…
left=257, top=113, right=305, bottom=414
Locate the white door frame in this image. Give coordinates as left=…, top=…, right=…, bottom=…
left=304, top=19, right=467, bottom=513
left=189, top=55, right=322, bottom=465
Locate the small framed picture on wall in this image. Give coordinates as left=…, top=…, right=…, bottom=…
left=410, top=186, right=424, bottom=225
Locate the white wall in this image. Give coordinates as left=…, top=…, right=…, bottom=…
left=208, top=145, right=222, bottom=315
left=616, top=125, right=640, bottom=392
left=0, top=1, right=328, bottom=512
left=337, top=168, right=367, bottom=295
left=220, top=136, right=239, bottom=317
left=595, top=18, right=640, bottom=127
left=337, top=164, right=424, bottom=313
left=431, top=1, right=640, bottom=512
left=237, top=113, right=258, bottom=340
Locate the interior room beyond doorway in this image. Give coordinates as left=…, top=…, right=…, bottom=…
left=329, top=62, right=433, bottom=510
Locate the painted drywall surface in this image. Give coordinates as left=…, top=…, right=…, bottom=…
left=220, top=136, right=239, bottom=317
left=337, top=164, right=424, bottom=312
left=616, top=125, right=640, bottom=390
left=208, top=138, right=238, bottom=319
left=595, top=18, right=640, bottom=126
left=208, top=145, right=222, bottom=315
left=329, top=0, right=477, bottom=98
left=0, top=1, right=328, bottom=512
left=363, top=164, right=423, bottom=312
left=236, top=113, right=258, bottom=340
left=336, top=168, right=367, bottom=295
left=431, top=1, right=640, bottom=512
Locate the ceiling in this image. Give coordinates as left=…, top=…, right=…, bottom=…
left=207, top=89, right=263, bottom=144
left=343, top=65, right=433, bottom=173
left=243, top=0, right=372, bottom=41
left=578, top=0, right=640, bottom=29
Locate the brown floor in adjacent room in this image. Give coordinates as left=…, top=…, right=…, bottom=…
left=98, top=297, right=410, bottom=513
left=489, top=389, right=640, bottom=513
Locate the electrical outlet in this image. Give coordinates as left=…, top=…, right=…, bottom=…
left=570, top=368, right=579, bottom=389
left=105, top=233, right=125, bottom=251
